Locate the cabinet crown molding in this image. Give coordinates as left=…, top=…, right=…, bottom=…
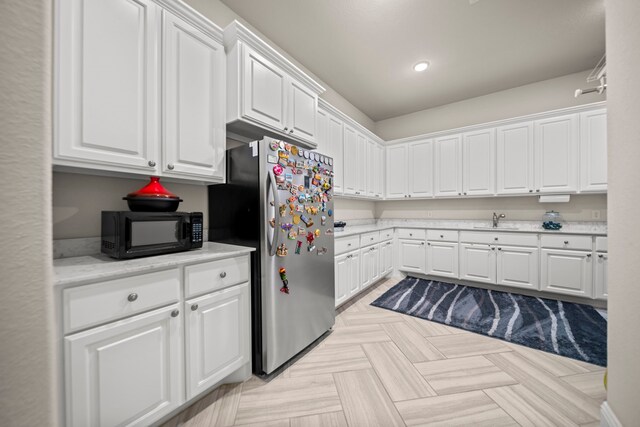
left=223, top=20, right=325, bottom=95
left=153, top=0, right=224, bottom=43
left=385, top=101, right=607, bottom=146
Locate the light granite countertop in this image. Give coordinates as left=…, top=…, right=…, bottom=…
left=53, top=242, right=255, bottom=287
left=334, top=219, right=607, bottom=238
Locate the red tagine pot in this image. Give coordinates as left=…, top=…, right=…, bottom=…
left=123, top=176, right=183, bottom=212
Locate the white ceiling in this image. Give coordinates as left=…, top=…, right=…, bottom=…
left=220, top=0, right=605, bottom=121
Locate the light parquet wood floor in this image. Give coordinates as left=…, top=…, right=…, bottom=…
left=161, top=278, right=606, bottom=427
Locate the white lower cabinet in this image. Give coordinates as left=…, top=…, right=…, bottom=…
left=398, top=239, right=426, bottom=273
left=185, top=283, right=250, bottom=399
left=380, top=240, right=394, bottom=276
left=335, top=252, right=350, bottom=307
left=496, top=246, right=539, bottom=290
left=594, top=252, right=608, bottom=300
left=360, top=244, right=380, bottom=290
left=65, top=304, right=184, bottom=427
left=346, top=250, right=361, bottom=299
left=459, top=244, right=495, bottom=284
left=541, top=249, right=593, bottom=298
left=427, top=241, right=459, bottom=278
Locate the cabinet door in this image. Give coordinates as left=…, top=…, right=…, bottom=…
left=315, top=108, right=328, bottom=156
left=496, top=246, right=539, bottom=290
left=380, top=240, right=393, bottom=276
left=594, top=253, right=608, bottom=300
left=459, top=244, right=495, bottom=284
left=375, top=144, right=385, bottom=198
left=328, top=115, right=344, bottom=194
left=360, top=247, right=373, bottom=289
left=365, top=139, right=376, bottom=197
left=287, top=79, right=317, bottom=144
left=185, top=283, right=250, bottom=400
left=463, top=129, right=495, bottom=196
left=398, top=239, right=426, bottom=273
left=355, top=133, right=368, bottom=195
left=347, top=251, right=361, bottom=298
left=335, top=253, right=350, bottom=307
left=386, top=144, right=409, bottom=199
left=343, top=124, right=358, bottom=195
left=242, top=47, right=287, bottom=131
left=55, top=0, right=160, bottom=172
left=534, top=114, right=579, bottom=193
left=427, top=241, right=459, bottom=278
left=65, top=304, right=183, bottom=427
left=579, top=109, right=608, bottom=192
left=434, top=135, right=462, bottom=197
left=496, top=122, right=534, bottom=194
left=541, top=249, right=592, bottom=297
left=163, top=12, right=225, bottom=180
left=408, top=140, right=433, bottom=198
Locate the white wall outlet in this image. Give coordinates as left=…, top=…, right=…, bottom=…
left=592, top=210, right=601, bottom=220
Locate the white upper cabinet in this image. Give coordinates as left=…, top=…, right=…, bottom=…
left=365, top=139, right=376, bottom=198
left=328, top=114, right=344, bottom=194
left=241, top=48, right=287, bottom=131
left=463, top=129, right=495, bottom=196
left=409, top=140, right=434, bottom=198
left=355, top=133, right=367, bottom=195
left=374, top=143, right=385, bottom=198
left=434, top=134, right=462, bottom=197
left=162, top=11, right=225, bottom=180
left=534, top=114, right=579, bottom=193
left=343, top=124, right=358, bottom=195
left=55, top=0, right=161, bottom=173
left=315, top=108, right=328, bottom=156
left=579, top=109, right=608, bottom=192
left=496, top=121, right=535, bottom=195
left=55, top=0, right=227, bottom=182
left=386, top=144, right=409, bottom=199
left=224, top=21, right=324, bottom=147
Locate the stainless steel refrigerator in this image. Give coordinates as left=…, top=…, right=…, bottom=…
left=208, top=137, right=335, bottom=374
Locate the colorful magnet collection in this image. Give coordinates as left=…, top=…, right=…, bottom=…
left=272, top=140, right=333, bottom=295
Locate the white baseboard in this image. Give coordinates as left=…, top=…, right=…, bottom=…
left=600, top=402, right=622, bottom=427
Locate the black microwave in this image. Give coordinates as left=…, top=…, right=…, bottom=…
left=101, top=211, right=203, bottom=259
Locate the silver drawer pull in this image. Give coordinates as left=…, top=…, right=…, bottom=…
left=587, top=253, right=592, bottom=258
left=220, top=271, right=227, bottom=278
left=191, top=304, right=199, bottom=311
left=171, top=309, right=180, bottom=317
left=440, top=235, right=444, bottom=238
left=127, top=293, right=138, bottom=302
left=564, top=241, right=569, bottom=245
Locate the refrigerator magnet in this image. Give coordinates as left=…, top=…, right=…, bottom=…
left=276, top=244, right=288, bottom=257
left=279, top=204, right=287, bottom=216
left=328, top=209, right=333, bottom=217
left=269, top=141, right=279, bottom=151
left=279, top=141, right=285, bottom=150
left=326, top=229, right=334, bottom=235
left=314, top=229, right=321, bottom=237
left=306, top=231, right=315, bottom=244
left=295, top=241, right=302, bottom=254
left=280, top=223, right=293, bottom=231
left=291, top=146, right=299, bottom=156
left=293, top=215, right=300, bottom=225
left=321, top=216, right=327, bottom=226
left=273, top=164, right=284, bottom=175
left=307, top=244, right=316, bottom=252
left=288, top=230, right=297, bottom=240
left=267, top=154, right=278, bottom=164
left=284, top=143, right=292, bottom=152
left=317, top=247, right=328, bottom=255
left=269, top=218, right=276, bottom=228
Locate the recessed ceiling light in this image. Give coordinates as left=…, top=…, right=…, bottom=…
left=413, top=61, right=430, bottom=72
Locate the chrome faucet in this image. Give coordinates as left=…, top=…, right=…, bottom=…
left=493, top=212, right=506, bottom=228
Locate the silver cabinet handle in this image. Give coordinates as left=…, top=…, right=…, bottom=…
left=347, top=243, right=351, bottom=246
left=440, top=235, right=444, bottom=238
left=494, top=237, right=499, bottom=241
left=492, top=247, right=495, bottom=251
left=191, top=304, right=199, bottom=311
left=289, top=129, right=294, bottom=134
left=529, top=189, right=533, bottom=193
left=464, top=192, right=467, bottom=195
left=587, top=253, right=592, bottom=258
left=148, top=160, right=156, bottom=167
left=564, top=241, right=569, bottom=244
left=458, top=192, right=462, bottom=195
left=220, top=271, right=227, bottom=278
left=408, top=194, right=412, bottom=198
left=167, top=164, right=175, bottom=170
left=370, top=247, right=375, bottom=251
left=536, top=189, right=540, bottom=192
left=284, top=127, right=288, bottom=131
left=598, top=254, right=605, bottom=258
left=171, top=309, right=180, bottom=317
left=370, top=237, right=374, bottom=241
left=409, top=233, right=413, bottom=236
left=498, top=247, right=502, bottom=250
left=127, top=293, right=138, bottom=302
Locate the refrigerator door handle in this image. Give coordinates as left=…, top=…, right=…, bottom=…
left=268, top=170, right=280, bottom=256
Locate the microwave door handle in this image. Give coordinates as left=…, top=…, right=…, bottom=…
left=268, top=170, right=280, bottom=256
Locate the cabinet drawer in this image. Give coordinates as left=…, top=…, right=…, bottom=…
left=459, top=231, right=494, bottom=245
left=495, top=233, right=537, bottom=247
left=185, top=255, right=249, bottom=298
left=360, top=231, right=381, bottom=246
left=63, top=268, right=180, bottom=334
left=541, top=235, right=592, bottom=251
left=595, top=236, right=608, bottom=252
left=397, top=228, right=426, bottom=240
left=380, top=228, right=394, bottom=241
left=336, top=235, right=361, bottom=255
left=427, top=229, right=459, bottom=242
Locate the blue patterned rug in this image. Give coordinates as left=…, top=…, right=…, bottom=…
left=371, top=277, right=607, bottom=366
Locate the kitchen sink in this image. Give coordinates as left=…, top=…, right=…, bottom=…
left=472, top=226, right=520, bottom=231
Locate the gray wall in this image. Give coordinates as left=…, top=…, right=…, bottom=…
left=376, top=70, right=606, bottom=141
left=0, top=1, right=57, bottom=426
left=605, top=0, right=640, bottom=424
